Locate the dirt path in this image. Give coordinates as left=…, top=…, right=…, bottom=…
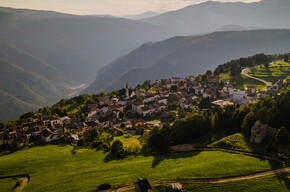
left=241, top=67, right=271, bottom=88
left=114, top=167, right=290, bottom=192
left=0, top=174, right=30, bottom=192
left=14, top=177, right=29, bottom=192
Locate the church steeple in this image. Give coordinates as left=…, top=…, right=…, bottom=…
left=125, top=82, right=129, bottom=98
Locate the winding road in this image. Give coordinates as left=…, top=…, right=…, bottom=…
left=241, top=67, right=272, bottom=87
left=113, top=167, right=290, bottom=192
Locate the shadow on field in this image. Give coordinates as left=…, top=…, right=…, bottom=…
left=274, top=171, right=290, bottom=190
left=150, top=151, right=201, bottom=168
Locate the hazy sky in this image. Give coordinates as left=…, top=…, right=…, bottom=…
left=0, top=0, right=261, bottom=16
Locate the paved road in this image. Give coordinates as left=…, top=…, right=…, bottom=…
left=114, top=167, right=290, bottom=191
left=241, top=67, right=272, bottom=87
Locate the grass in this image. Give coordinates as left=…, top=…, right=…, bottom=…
left=0, top=145, right=282, bottom=192
left=230, top=75, right=266, bottom=91
left=219, top=72, right=230, bottom=79
left=248, top=62, right=290, bottom=84
left=181, top=172, right=290, bottom=192
left=209, top=133, right=271, bottom=155
left=113, top=135, right=142, bottom=149
left=0, top=178, right=18, bottom=191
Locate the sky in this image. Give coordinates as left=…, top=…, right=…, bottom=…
left=0, top=0, right=261, bottom=16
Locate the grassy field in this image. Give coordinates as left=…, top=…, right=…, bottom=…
left=0, top=145, right=282, bottom=192
left=113, top=135, right=142, bottom=149
left=0, top=178, right=18, bottom=191
left=230, top=75, right=266, bottom=91
left=180, top=173, right=290, bottom=192
left=248, top=62, right=290, bottom=84
left=209, top=133, right=271, bottom=154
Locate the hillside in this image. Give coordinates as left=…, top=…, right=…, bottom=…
left=141, top=0, right=290, bottom=36
left=0, top=44, right=70, bottom=122
left=0, top=7, right=171, bottom=121
left=86, top=30, right=290, bottom=93
left=0, top=145, right=278, bottom=192
left=0, top=7, right=169, bottom=84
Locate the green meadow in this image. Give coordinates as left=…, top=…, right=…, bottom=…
left=0, top=178, right=18, bottom=191
left=230, top=75, right=266, bottom=91
left=0, top=145, right=282, bottom=192
left=180, top=173, right=290, bottom=192
left=248, top=62, right=290, bottom=84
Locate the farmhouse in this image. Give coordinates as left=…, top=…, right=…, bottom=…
left=247, top=84, right=256, bottom=94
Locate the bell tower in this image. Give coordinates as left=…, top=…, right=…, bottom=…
left=125, top=82, right=129, bottom=98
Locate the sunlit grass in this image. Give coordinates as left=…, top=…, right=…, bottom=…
left=0, top=145, right=280, bottom=192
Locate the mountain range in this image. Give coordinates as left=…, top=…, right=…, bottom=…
left=141, top=0, right=290, bottom=35
left=0, top=7, right=169, bottom=121
left=1, top=0, right=290, bottom=121
left=86, top=29, right=290, bottom=92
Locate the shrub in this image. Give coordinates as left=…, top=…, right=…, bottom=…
left=97, top=183, right=111, bottom=191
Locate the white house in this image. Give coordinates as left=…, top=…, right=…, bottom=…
left=230, top=90, right=247, bottom=101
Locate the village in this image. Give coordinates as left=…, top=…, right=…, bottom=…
left=0, top=74, right=285, bottom=148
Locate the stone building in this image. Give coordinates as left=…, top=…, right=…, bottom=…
left=251, top=121, right=267, bottom=143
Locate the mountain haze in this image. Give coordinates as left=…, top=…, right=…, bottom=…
left=142, top=0, right=290, bottom=35
left=0, top=44, right=70, bottom=121
left=0, top=7, right=169, bottom=121
left=86, top=30, right=290, bottom=92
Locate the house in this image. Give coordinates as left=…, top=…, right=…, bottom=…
left=87, top=104, right=99, bottom=113
left=171, top=77, right=184, bottom=83
left=143, top=95, right=157, bottom=103
left=41, top=129, right=55, bottom=143
left=157, top=97, right=167, bottom=105
left=186, top=76, right=195, bottom=81
left=202, top=92, right=210, bottom=98
left=98, top=117, right=111, bottom=128
left=194, top=87, right=205, bottom=95
left=140, top=106, right=156, bottom=117
left=99, top=96, right=110, bottom=105
left=155, top=103, right=167, bottom=112
left=250, top=121, right=268, bottom=143
left=230, top=90, right=247, bottom=101
left=28, top=126, right=41, bottom=136
left=211, top=100, right=234, bottom=108
left=3, top=135, right=14, bottom=145
left=65, top=132, right=79, bottom=143
left=247, top=84, right=257, bottom=94
left=180, top=97, right=192, bottom=109
left=223, top=83, right=233, bottom=93
left=257, top=91, right=270, bottom=98
left=250, top=121, right=278, bottom=143
left=132, top=102, right=144, bottom=114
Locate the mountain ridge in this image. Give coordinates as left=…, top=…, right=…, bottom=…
left=86, top=29, right=290, bottom=92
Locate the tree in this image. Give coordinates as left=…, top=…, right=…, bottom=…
left=241, top=112, right=256, bottom=133
left=111, top=140, right=124, bottom=158
left=201, top=74, right=208, bottom=82
left=170, top=85, right=178, bottom=92
left=206, top=70, right=212, bottom=76
left=198, top=98, right=211, bottom=109
left=147, top=126, right=170, bottom=152
left=119, top=111, right=124, bottom=120
left=275, top=127, right=290, bottom=145
left=230, top=62, right=241, bottom=77
left=284, top=54, right=289, bottom=63
left=264, top=62, right=269, bottom=69
left=120, top=122, right=126, bottom=129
